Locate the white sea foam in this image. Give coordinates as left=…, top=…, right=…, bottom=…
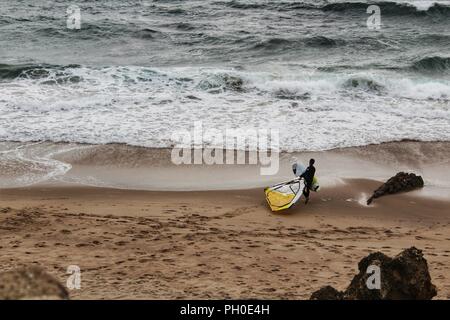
left=0, top=65, right=449, bottom=151
left=390, top=0, right=446, bottom=10
left=0, top=142, right=91, bottom=187
left=327, top=0, right=449, bottom=11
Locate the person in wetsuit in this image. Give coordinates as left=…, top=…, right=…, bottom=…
left=300, top=158, right=316, bottom=204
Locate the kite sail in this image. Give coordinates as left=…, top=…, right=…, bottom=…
left=264, top=176, right=320, bottom=212
left=264, top=178, right=303, bottom=212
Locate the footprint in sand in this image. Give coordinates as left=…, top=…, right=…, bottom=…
left=75, top=243, right=90, bottom=247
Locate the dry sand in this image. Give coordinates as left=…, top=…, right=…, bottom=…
left=1, top=178, right=449, bottom=299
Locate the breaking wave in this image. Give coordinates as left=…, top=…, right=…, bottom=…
left=252, top=36, right=343, bottom=51
left=0, top=63, right=53, bottom=80
left=322, top=2, right=450, bottom=15
left=1, top=63, right=449, bottom=100
left=1, top=62, right=449, bottom=150
left=0, top=63, right=83, bottom=84
left=411, top=57, right=450, bottom=74
left=342, top=76, right=386, bottom=92
left=219, top=1, right=450, bottom=15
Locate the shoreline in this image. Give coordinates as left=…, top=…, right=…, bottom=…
left=1, top=140, right=449, bottom=198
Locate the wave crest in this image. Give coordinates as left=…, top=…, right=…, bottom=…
left=0, top=64, right=83, bottom=84
left=342, top=76, right=386, bottom=92
left=411, top=57, right=450, bottom=74
left=219, top=1, right=450, bottom=15
left=323, top=2, right=449, bottom=15
left=197, top=73, right=245, bottom=92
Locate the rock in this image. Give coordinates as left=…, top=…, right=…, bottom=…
left=367, top=172, right=424, bottom=205
left=344, top=247, right=436, bottom=300
left=0, top=266, right=69, bottom=300
left=310, top=247, right=437, bottom=300
left=310, top=285, right=343, bottom=300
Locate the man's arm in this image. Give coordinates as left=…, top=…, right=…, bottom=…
left=300, top=167, right=309, bottom=179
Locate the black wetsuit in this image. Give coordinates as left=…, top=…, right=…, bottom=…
left=300, top=165, right=316, bottom=198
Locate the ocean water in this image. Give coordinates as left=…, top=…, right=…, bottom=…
left=0, top=0, right=449, bottom=151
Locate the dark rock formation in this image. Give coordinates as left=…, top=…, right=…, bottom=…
left=310, top=247, right=437, bottom=300
left=0, top=266, right=69, bottom=300
left=310, top=285, right=343, bottom=300
left=367, top=172, right=424, bottom=205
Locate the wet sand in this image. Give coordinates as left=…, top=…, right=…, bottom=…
left=2, top=141, right=450, bottom=197
left=1, top=178, right=449, bottom=299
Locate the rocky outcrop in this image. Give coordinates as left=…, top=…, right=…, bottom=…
left=367, top=172, right=424, bottom=205
left=0, top=266, right=69, bottom=300
left=310, top=247, right=437, bottom=300
left=310, top=285, right=343, bottom=300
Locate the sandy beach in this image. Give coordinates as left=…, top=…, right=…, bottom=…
left=1, top=141, right=449, bottom=299
left=1, top=0, right=450, bottom=303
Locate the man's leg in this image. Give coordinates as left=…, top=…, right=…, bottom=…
left=303, top=185, right=310, bottom=204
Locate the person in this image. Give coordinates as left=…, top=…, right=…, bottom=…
left=300, top=158, right=316, bottom=204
